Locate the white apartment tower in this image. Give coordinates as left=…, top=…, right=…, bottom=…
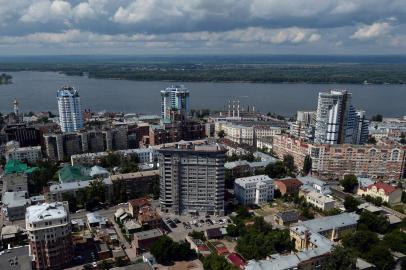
left=314, top=90, right=367, bottom=144
left=160, top=85, right=190, bottom=121
left=26, top=202, right=73, bottom=270
left=57, top=86, right=83, bottom=132
left=158, top=142, right=226, bottom=216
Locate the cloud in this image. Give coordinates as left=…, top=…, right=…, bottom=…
left=351, top=21, right=393, bottom=40
left=20, top=0, right=72, bottom=23
left=1, top=0, right=406, bottom=54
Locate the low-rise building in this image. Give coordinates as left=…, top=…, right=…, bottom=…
left=234, top=175, right=274, bottom=205
left=246, top=213, right=360, bottom=270
left=47, top=178, right=113, bottom=202
left=5, top=145, right=42, bottom=164
left=1, top=173, right=28, bottom=193
left=2, top=191, right=30, bottom=221
left=357, top=181, right=402, bottom=205
left=274, top=178, right=303, bottom=195
left=131, top=229, right=163, bottom=255
left=110, top=170, right=159, bottom=199
left=0, top=245, right=33, bottom=270
left=128, top=198, right=151, bottom=217
left=137, top=206, right=162, bottom=229
left=274, top=210, right=299, bottom=226
left=305, top=191, right=335, bottom=212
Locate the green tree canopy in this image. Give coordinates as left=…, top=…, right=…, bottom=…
left=344, top=196, right=360, bottom=212
left=326, top=246, right=357, bottom=270
left=340, top=174, right=358, bottom=193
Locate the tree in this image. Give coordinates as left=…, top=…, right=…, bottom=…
left=202, top=254, right=238, bottom=270
left=367, top=136, right=377, bottom=144
left=326, top=246, right=357, bottom=270
left=150, top=236, right=195, bottom=264
left=383, top=230, right=406, bottom=254
left=265, top=161, right=287, bottom=178
left=342, top=230, right=379, bottom=254
left=371, top=114, right=383, bottom=122
left=217, top=130, right=226, bottom=138
left=100, top=152, right=121, bottom=170
left=302, top=155, right=312, bottom=175
left=358, top=211, right=389, bottom=234
left=283, top=154, right=295, bottom=173
left=344, top=196, right=360, bottom=212
left=364, top=244, right=394, bottom=270
left=188, top=230, right=206, bottom=241
left=340, top=174, right=358, bottom=193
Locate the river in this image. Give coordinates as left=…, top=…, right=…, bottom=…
left=0, top=71, right=405, bottom=117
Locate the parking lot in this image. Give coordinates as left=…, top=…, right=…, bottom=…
left=159, top=212, right=232, bottom=241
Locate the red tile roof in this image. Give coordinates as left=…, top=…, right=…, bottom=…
left=274, top=178, right=303, bottom=188
left=227, top=253, right=246, bottom=269
left=368, top=182, right=398, bottom=195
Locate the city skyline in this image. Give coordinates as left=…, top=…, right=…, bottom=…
left=0, top=1, right=406, bottom=55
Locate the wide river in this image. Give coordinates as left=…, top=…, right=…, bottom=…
left=0, top=71, right=405, bottom=117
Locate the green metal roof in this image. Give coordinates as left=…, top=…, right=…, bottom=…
left=58, top=165, right=91, bottom=183
left=4, top=159, right=29, bottom=175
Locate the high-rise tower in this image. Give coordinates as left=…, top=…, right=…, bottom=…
left=314, top=90, right=367, bottom=144
left=160, top=85, right=190, bottom=121
left=57, top=86, right=83, bottom=132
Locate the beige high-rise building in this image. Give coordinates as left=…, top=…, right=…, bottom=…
left=158, top=142, right=226, bottom=216
left=26, top=202, right=73, bottom=270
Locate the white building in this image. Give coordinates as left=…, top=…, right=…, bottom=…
left=2, top=191, right=30, bottom=221
left=47, top=178, right=113, bottom=202
left=234, top=175, right=275, bottom=205
left=5, top=146, right=42, bottom=164
left=160, top=85, right=190, bottom=121
left=57, top=86, right=83, bottom=132
left=215, top=121, right=281, bottom=146
left=314, top=90, right=368, bottom=145
left=305, top=191, right=335, bottom=211
left=26, top=202, right=73, bottom=269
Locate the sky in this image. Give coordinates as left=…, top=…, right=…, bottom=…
left=1, top=0, right=406, bottom=55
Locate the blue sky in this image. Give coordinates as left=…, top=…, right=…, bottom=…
left=1, top=0, right=406, bottom=55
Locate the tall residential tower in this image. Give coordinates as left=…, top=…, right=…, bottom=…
left=57, top=86, right=83, bottom=132
left=158, top=142, right=226, bottom=216
left=26, top=202, right=73, bottom=269
left=314, top=90, right=368, bottom=145
left=160, top=85, right=190, bottom=121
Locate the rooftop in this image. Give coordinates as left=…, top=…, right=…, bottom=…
left=58, top=165, right=91, bottom=183
left=366, top=181, right=399, bottom=195
left=0, top=246, right=32, bottom=270
left=2, top=191, right=30, bottom=208
left=49, top=178, right=112, bottom=193
left=299, top=212, right=359, bottom=233
left=306, top=191, right=335, bottom=204
left=4, top=160, right=37, bottom=175
left=235, top=175, right=273, bottom=188
left=133, top=229, right=162, bottom=240
left=26, top=202, right=68, bottom=224
left=110, top=170, right=159, bottom=181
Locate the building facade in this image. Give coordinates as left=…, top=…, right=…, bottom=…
left=158, top=143, right=226, bottom=216
left=357, top=182, right=402, bottom=205
left=26, top=202, right=73, bottom=270
left=314, top=90, right=368, bottom=145
left=160, top=85, right=190, bottom=121
left=57, top=86, right=83, bottom=132
left=272, top=134, right=406, bottom=180
left=234, top=175, right=274, bottom=205
left=5, top=145, right=42, bottom=164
